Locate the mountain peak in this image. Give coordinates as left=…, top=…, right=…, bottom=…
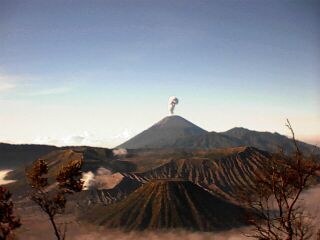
left=118, top=115, right=207, bottom=149
left=225, top=127, right=250, bottom=132
left=153, top=115, right=205, bottom=130
left=85, top=180, right=246, bottom=231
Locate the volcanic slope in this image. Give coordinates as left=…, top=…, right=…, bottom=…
left=222, top=127, right=319, bottom=154
left=76, top=147, right=272, bottom=204
left=5, top=147, right=136, bottom=198
left=118, top=116, right=318, bottom=154
left=85, top=180, right=247, bottom=231
left=129, top=147, right=270, bottom=199
left=0, top=143, right=58, bottom=169
left=118, top=115, right=207, bottom=149
left=172, top=128, right=319, bottom=154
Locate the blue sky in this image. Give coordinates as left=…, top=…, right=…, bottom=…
left=0, top=0, right=319, bottom=147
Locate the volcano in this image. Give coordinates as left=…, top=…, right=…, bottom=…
left=118, top=115, right=207, bottom=149
left=118, top=116, right=319, bottom=154
left=85, top=180, right=247, bottom=231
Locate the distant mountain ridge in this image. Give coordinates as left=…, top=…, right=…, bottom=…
left=6, top=146, right=271, bottom=204
left=0, top=143, right=58, bottom=169
left=5, top=145, right=317, bottom=231
left=222, top=127, right=317, bottom=153
left=1, top=116, right=319, bottom=170
left=2, top=116, right=318, bottom=233
left=118, top=116, right=319, bottom=154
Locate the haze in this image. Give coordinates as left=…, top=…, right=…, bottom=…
left=0, top=0, right=319, bottom=147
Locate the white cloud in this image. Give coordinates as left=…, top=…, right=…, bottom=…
left=32, top=129, right=135, bottom=148
left=0, top=82, right=16, bottom=92
left=28, top=87, right=71, bottom=96
left=0, top=72, right=72, bottom=97
left=0, top=74, right=19, bottom=92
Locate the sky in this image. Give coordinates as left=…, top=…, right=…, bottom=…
left=0, top=0, right=319, bottom=147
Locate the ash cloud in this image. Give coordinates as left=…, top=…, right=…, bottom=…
left=168, top=96, right=179, bottom=115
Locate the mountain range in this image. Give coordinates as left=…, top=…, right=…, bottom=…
left=0, top=143, right=58, bottom=168
left=119, top=115, right=318, bottom=154
left=1, top=115, right=319, bottom=233
left=2, top=115, right=317, bottom=170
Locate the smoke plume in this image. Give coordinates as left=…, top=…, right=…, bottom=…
left=81, top=171, right=95, bottom=190
left=168, top=96, right=179, bottom=115
left=81, top=167, right=124, bottom=190
left=113, top=148, right=128, bottom=156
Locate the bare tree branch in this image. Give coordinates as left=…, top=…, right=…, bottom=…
left=240, top=120, right=320, bottom=240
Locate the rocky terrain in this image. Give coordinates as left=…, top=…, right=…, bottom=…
left=83, top=180, right=247, bottom=231
left=1, top=115, right=319, bottom=237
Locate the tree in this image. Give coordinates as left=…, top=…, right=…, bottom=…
left=0, top=187, right=21, bottom=240
left=316, top=229, right=320, bottom=240
left=27, top=157, right=84, bottom=240
left=240, top=119, right=320, bottom=240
